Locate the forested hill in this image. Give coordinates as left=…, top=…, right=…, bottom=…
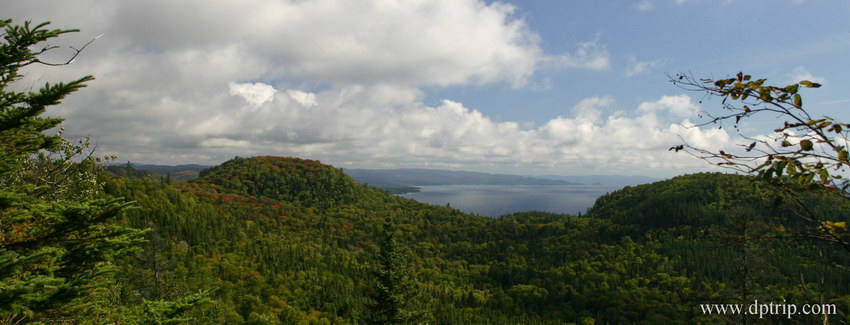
left=197, top=156, right=359, bottom=209
left=101, top=156, right=850, bottom=324
left=588, top=172, right=850, bottom=229
left=588, top=172, right=782, bottom=227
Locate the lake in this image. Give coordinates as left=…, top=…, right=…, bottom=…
left=398, top=184, right=617, bottom=218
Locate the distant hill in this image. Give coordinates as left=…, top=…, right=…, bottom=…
left=343, top=168, right=580, bottom=193
left=115, top=164, right=655, bottom=189
left=534, top=174, right=662, bottom=187
left=130, top=163, right=211, bottom=174
left=197, top=156, right=358, bottom=209
left=114, top=163, right=212, bottom=181
left=104, top=165, right=157, bottom=179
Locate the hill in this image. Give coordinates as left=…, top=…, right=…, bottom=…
left=197, top=156, right=359, bottom=209
left=122, top=163, right=212, bottom=181
left=105, top=165, right=157, bottom=179
left=100, top=158, right=850, bottom=324
left=131, top=163, right=211, bottom=175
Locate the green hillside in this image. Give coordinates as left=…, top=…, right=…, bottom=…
left=94, top=157, right=850, bottom=324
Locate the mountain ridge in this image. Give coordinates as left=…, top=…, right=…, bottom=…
left=120, top=162, right=660, bottom=190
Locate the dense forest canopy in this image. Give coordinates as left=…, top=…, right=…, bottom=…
left=96, top=157, right=850, bottom=324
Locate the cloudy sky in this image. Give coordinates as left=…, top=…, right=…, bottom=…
left=6, top=0, right=850, bottom=177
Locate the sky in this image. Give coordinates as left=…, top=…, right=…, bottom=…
left=5, top=0, right=850, bottom=177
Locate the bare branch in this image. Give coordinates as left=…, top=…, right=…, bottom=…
left=27, top=34, right=102, bottom=67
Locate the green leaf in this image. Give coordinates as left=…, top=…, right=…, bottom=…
left=772, top=195, right=784, bottom=208
left=785, top=163, right=796, bottom=175
left=793, top=94, right=802, bottom=108
left=800, top=80, right=821, bottom=88
left=800, top=140, right=813, bottom=151
left=803, top=172, right=815, bottom=184
left=839, top=150, right=848, bottom=163
left=785, top=84, right=800, bottom=94
left=819, top=169, right=830, bottom=184
left=774, top=161, right=786, bottom=176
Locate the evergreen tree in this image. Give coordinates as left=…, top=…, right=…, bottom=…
left=0, top=19, right=145, bottom=322
left=367, top=216, right=428, bottom=324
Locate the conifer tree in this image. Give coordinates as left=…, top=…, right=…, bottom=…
left=0, top=19, right=145, bottom=322
left=366, top=216, right=428, bottom=324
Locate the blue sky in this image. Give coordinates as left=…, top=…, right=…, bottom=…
left=433, top=0, right=850, bottom=125
left=5, top=0, right=850, bottom=177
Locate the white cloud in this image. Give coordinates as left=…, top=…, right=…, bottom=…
left=229, top=82, right=277, bottom=107
left=625, top=56, right=661, bottom=77
left=200, top=138, right=253, bottom=149
left=637, top=1, right=653, bottom=11
left=549, top=40, right=611, bottom=71
left=7, top=0, right=729, bottom=175
left=637, top=95, right=699, bottom=118
left=788, top=66, right=827, bottom=85
left=59, top=71, right=727, bottom=172
left=570, top=96, right=614, bottom=124
left=8, top=0, right=573, bottom=88
left=286, top=90, right=318, bottom=107
left=533, top=95, right=726, bottom=168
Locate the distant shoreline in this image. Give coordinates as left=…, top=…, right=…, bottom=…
left=397, top=184, right=617, bottom=218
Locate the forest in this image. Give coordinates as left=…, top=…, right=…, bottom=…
left=9, top=154, right=850, bottom=324
left=106, top=159, right=850, bottom=324
left=3, top=18, right=850, bottom=325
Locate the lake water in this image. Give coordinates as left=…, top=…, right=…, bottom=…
left=398, top=184, right=617, bottom=218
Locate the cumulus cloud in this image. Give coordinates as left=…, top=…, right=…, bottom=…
left=7, top=0, right=568, bottom=87
left=637, top=95, right=699, bottom=118
left=625, top=56, right=661, bottom=77
left=61, top=74, right=728, bottom=172
left=570, top=96, right=614, bottom=125
left=196, top=86, right=725, bottom=171
left=229, top=82, right=277, bottom=107
left=3, top=0, right=723, bottom=175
